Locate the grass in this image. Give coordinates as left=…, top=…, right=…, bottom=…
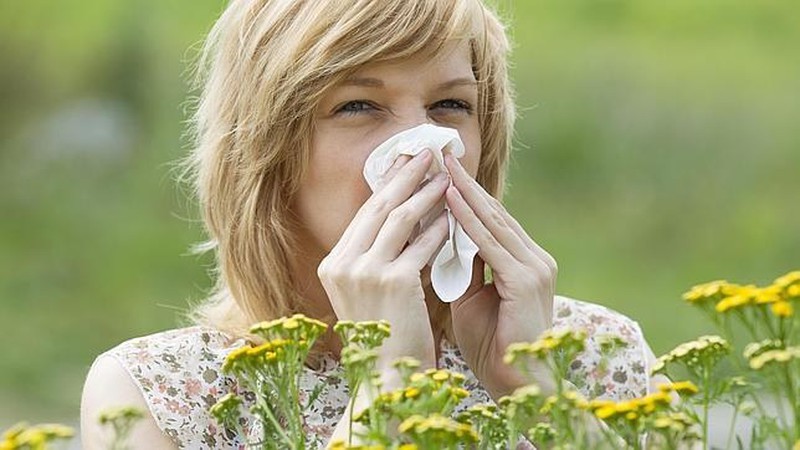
left=0, top=0, right=798, bottom=425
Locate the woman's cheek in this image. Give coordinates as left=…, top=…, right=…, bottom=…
left=463, top=142, right=482, bottom=178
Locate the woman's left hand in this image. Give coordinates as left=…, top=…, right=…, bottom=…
left=443, top=153, right=557, bottom=400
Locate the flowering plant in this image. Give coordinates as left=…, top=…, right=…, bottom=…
left=4, top=270, right=798, bottom=449
left=0, top=406, right=141, bottom=450
left=0, top=423, right=74, bottom=450
left=208, top=269, right=799, bottom=449
left=671, top=270, right=800, bottom=449
left=212, top=314, right=329, bottom=450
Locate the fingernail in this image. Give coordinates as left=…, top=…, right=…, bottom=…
left=453, top=155, right=463, bottom=169
left=416, top=149, right=432, bottom=163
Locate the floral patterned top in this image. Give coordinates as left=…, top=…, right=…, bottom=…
left=99, top=295, right=654, bottom=449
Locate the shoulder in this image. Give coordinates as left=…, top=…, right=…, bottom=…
left=81, top=354, right=178, bottom=449
left=82, top=326, right=249, bottom=449
left=553, top=295, right=653, bottom=400
left=553, top=295, right=645, bottom=342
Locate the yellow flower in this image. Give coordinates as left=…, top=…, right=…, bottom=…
left=753, top=285, right=783, bottom=304
left=682, top=280, right=728, bottom=303
left=653, top=416, right=673, bottom=429
left=715, top=294, right=751, bottom=313
left=450, top=372, right=466, bottom=383
left=209, top=393, right=242, bottom=421
left=432, top=370, right=449, bottom=381
left=393, top=357, right=421, bottom=371
left=246, top=342, right=274, bottom=357
left=789, top=285, right=800, bottom=298
left=721, top=283, right=757, bottom=297
left=251, top=314, right=328, bottom=343
left=594, top=405, right=616, bottom=420
left=749, top=346, right=800, bottom=370
left=652, top=335, right=730, bottom=374
left=743, top=339, right=784, bottom=359
left=404, top=387, right=420, bottom=399
left=672, top=380, right=699, bottom=395
left=504, top=384, right=542, bottom=405
left=223, top=346, right=250, bottom=371
left=282, top=317, right=300, bottom=329
left=2, top=423, right=27, bottom=441
left=653, top=412, right=692, bottom=432
left=398, top=414, right=478, bottom=442
left=97, top=406, right=144, bottom=424
left=504, top=329, right=587, bottom=363
left=450, top=387, right=470, bottom=400
left=774, top=270, right=800, bottom=289
left=631, top=391, right=672, bottom=414
left=0, top=423, right=75, bottom=450
left=771, top=301, right=794, bottom=318
left=658, top=380, right=699, bottom=396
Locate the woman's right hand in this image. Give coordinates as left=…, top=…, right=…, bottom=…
left=317, top=149, right=451, bottom=371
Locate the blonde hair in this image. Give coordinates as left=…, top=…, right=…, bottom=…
left=180, top=0, right=516, bottom=350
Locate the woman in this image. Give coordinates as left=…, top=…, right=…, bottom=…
left=81, top=0, right=665, bottom=448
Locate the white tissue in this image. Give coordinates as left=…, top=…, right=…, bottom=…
left=362, top=124, right=480, bottom=303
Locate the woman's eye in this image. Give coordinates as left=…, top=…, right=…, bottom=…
left=432, top=99, right=473, bottom=114
left=335, top=100, right=375, bottom=115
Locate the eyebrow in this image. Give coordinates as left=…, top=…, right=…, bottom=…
left=340, top=76, right=477, bottom=90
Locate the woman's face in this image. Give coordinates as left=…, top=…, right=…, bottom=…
left=292, top=41, right=482, bottom=257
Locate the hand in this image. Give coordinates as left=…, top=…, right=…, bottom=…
left=443, top=152, right=557, bottom=399
left=317, top=150, right=450, bottom=371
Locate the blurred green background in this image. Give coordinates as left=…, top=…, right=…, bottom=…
left=1, top=0, right=798, bottom=427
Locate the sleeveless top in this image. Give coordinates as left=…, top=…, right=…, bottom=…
left=98, top=295, right=654, bottom=449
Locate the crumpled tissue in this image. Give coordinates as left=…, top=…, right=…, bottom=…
left=362, top=124, right=479, bottom=302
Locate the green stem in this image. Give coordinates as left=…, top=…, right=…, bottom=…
left=254, top=382, right=294, bottom=450
left=756, top=307, right=778, bottom=340
left=702, top=365, right=710, bottom=450
left=347, top=379, right=361, bottom=446
left=598, top=419, right=621, bottom=449
left=507, top=417, right=518, bottom=450
left=783, top=364, right=800, bottom=440
left=734, top=309, right=760, bottom=342
left=725, top=400, right=740, bottom=450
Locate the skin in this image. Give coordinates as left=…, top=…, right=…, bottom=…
left=291, top=40, right=558, bottom=400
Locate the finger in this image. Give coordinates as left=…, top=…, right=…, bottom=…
left=445, top=154, right=557, bottom=273
left=444, top=153, right=532, bottom=263
left=452, top=255, right=487, bottom=307
left=497, top=210, right=558, bottom=275
left=445, top=184, right=515, bottom=268
left=369, top=171, right=450, bottom=261
left=394, top=209, right=449, bottom=271
left=374, top=154, right=413, bottom=192
left=336, top=149, right=434, bottom=256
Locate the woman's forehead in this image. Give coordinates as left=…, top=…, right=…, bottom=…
left=346, top=42, right=475, bottom=83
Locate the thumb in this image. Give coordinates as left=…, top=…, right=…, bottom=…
left=452, top=256, right=488, bottom=308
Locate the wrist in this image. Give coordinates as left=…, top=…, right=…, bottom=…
left=486, top=359, right=557, bottom=401
left=374, top=354, right=436, bottom=390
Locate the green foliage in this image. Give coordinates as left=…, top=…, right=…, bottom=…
left=1, top=0, right=798, bottom=426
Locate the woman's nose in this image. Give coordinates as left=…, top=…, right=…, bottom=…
left=390, top=112, right=436, bottom=135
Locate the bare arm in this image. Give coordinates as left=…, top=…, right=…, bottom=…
left=80, top=354, right=178, bottom=450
